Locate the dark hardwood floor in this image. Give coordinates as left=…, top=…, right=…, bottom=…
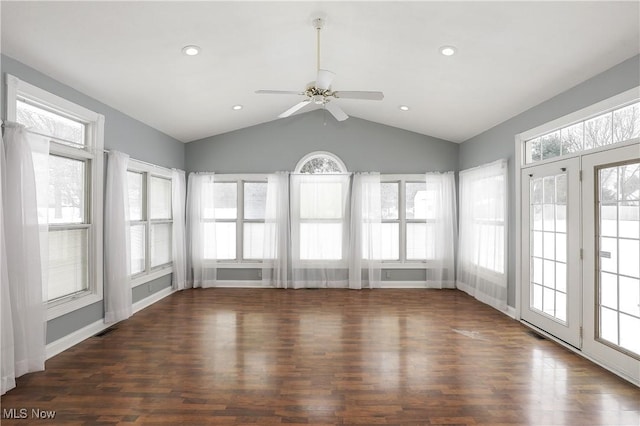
left=2, top=288, right=639, bottom=425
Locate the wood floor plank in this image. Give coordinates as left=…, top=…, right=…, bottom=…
left=2, top=288, right=639, bottom=425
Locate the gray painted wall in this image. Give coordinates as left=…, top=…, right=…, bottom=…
left=1, top=55, right=184, bottom=344
left=459, top=54, right=640, bottom=307
left=186, top=109, right=460, bottom=283
left=1, top=55, right=185, bottom=170
left=186, top=109, right=459, bottom=174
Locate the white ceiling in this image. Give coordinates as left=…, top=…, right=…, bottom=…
left=1, top=1, right=639, bottom=143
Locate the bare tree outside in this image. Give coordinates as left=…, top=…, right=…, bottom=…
left=527, top=101, right=639, bottom=164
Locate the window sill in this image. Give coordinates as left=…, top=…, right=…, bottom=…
left=213, top=262, right=264, bottom=269
left=132, top=266, right=173, bottom=288
left=47, top=292, right=102, bottom=321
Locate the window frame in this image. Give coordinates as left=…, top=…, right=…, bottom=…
left=127, top=159, right=174, bottom=287
left=6, top=74, right=105, bottom=321
left=379, top=174, right=439, bottom=267
left=209, top=174, right=268, bottom=267
left=294, top=151, right=348, bottom=174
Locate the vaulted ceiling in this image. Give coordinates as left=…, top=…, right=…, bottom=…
left=2, top=1, right=638, bottom=143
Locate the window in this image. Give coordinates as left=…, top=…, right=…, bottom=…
left=293, top=152, right=349, bottom=262
left=127, top=160, right=173, bottom=284
left=459, top=161, right=507, bottom=275
left=378, top=176, right=440, bottom=263
left=202, top=176, right=268, bottom=263
left=525, top=101, right=640, bottom=164
left=7, top=74, right=105, bottom=319
left=295, top=151, right=348, bottom=174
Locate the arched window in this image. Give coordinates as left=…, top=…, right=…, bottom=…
left=294, top=151, right=347, bottom=174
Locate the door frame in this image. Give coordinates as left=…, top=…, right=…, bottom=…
left=581, top=144, right=640, bottom=384
left=514, top=86, right=640, bottom=386
left=520, top=156, right=582, bottom=348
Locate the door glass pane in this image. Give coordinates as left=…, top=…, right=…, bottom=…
left=529, top=173, right=568, bottom=323
left=597, top=161, right=640, bottom=356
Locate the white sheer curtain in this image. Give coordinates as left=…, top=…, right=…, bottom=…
left=457, top=159, right=508, bottom=311
left=171, top=169, right=188, bottom=290
left=104, top=151, right=132, bottom=323
left=186, top=173, right=217, bottom=288
left=262, top=172, right=290, bottom=288
left=290, top=174, right=350, bottom=288
left=1, top=123, right=48, bottom=394
left=349, top=172, right=382, bottom=289
left=425, top=172, right=457, bottom=288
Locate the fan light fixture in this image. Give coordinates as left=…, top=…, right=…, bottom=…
left=439, top=46, right=457, bottom=56
left=255, top=17, right=384, bottom=122
left=182, top=45, right=200, bottom=56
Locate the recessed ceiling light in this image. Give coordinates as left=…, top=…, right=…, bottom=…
left=182, top=45, right=200, bottom=56
left=399, top=105, right=410, bottom=111
left=232, top=105, right=243, bottom=111
left=439, top=46, right=457, bottom=56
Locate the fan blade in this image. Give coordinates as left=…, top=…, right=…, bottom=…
left=333, top=91, right=384, bottom=100
left=278, top=100, right=312, bottom=118
left=324, top=102, right=348, bottom=122
left=255, top=90, right=302, bottom=95
left=316, top=69, right=335, bottom=90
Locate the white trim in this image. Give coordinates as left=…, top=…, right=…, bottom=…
left=8, top=74, right=106, bottom=321
left=131, top=266, right=173, bottom=288
left=6, top=74, right=101, bottom=123
left=517, top=87, right=640, bottom=142
left=521, top=321, right=639, bottom=388
left=132, top=286, right=175, bottom=313
left=128, top=158, right=173, bottom=178
left=208, top=280, right=268, bottom=288
left=213, top=173, right=269, bottom=182
left=294, top=150, right=348, bottom=173
left=380, top=281, right=430, bottom=288
left=215, top=262, right=264, bottom=269
left=46, top=287, right=176, bottom=360
left=505, top=305, right=517, bottom=319
left=46, top=293, right=102, bottom=321
left=45, top=318, right=110, bottom=359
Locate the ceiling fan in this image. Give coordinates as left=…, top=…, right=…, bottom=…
left=255, top=18, right=384, bottom=122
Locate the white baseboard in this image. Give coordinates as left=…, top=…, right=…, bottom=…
left=505, top=305, right=517, bottom=319
left=46, top=286, right=176, bottom=360
left=210, top=280, right=268, bottom=288
left=132, top=286, right=175, bottom=313
left=380, top=281, right=428, bottom=288
left=46, top=318, right=109, bottom=359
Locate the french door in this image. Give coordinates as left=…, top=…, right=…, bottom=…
left=521, top=157, right=582, bottom=347
left=582, top=144, right=640, bottom=383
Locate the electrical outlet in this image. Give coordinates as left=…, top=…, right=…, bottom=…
left=148, top=283, right=152, bottom=293
left=385, top=270, right=391, bottom=279
left=257, top=270, right=262, bottom=279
